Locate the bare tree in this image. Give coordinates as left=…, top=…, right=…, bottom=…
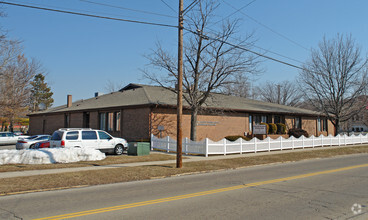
left=220, top=73, right=251, bottom=98
left=104, top=79, right=125, bottom=93
left=255, top=80, right=303, bottom=107
left=0, top=54, right=39, bottom=131
left=143, top=0, right=260, bottom=140
left=299, top=34, right=368, bottom=135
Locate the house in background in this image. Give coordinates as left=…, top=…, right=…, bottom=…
left=341, top=97, right=368, bottom=132
left=28, top=83, right=335, bottom=141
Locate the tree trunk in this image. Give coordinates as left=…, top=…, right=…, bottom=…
left=10, top=121, right=13, bottom=132
left=334, top=119, right=340, bottom=136
left=190, top=107, right=198, bottom=141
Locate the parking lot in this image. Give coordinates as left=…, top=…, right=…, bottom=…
left=0, top=144, right=16, bottom=150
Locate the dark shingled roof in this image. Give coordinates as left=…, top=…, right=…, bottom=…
left=29, top=83, right=322, bottom=116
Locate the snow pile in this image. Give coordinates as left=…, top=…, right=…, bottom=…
left=0, top=148, right=106, bottom=165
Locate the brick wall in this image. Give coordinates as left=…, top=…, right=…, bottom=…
left=29, top=114, right=64, bottom=135
left=302, top=117, right=317, bottom=136
left=70, top=112, right=83, bottom=128
left=151, top=108, right=248, bottom=141
left=122, top=108, right=150, bottom=141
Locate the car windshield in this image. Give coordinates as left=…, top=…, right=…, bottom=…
left=51, top=131, right=63, bottom=141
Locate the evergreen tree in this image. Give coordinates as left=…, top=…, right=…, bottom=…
left=30, top=74, right=54, bottom=112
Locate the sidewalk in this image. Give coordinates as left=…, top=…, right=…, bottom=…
left=0, top=144, right=365, bottom=179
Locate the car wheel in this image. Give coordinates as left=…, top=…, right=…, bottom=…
left=30, top=144, right=35, bottom=149
left=114, top=144, right=124, bottom=155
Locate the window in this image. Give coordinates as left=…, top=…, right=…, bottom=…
left=66, top=131, right=79, bottom=140
left=249, top=115, right=252, bottom=132
left=6, top=133, right=14, bottom=137
left=98, top=131, right=112, bottom=140
left=64, top=114, right=70, bottom=128
left=99, top=113, right=106, bottom=130
left=295, top=117, right=302, bottom=129
left=254, top=115, right=262, bottom=125
left=115, top=112, right=121, bottom=131
left=274, top=115, right=285, bottom=124
left=322, top=118, right=328, bottom=132
left=317, top=118, right=321, bottom=132
left=83, top=112, right=90, bottom=128
left=51, top=131, right=63, bottom=141
left=82, top=131, right=97, bottom=140
left=99, top=111, right=121, bottom=132
left=107, top=113, right=114, bottom=131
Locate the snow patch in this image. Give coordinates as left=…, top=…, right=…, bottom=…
left=0, top=148, right=106, bottom=165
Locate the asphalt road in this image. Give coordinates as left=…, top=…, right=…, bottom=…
left=0, top=154, right=367, bottom=220
left=0, top=144, right=15, bottom=150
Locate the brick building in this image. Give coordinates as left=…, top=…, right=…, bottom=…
left=28, top=84, right=335, bottom=141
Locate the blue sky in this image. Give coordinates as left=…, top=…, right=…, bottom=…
left=2, top=0, right=368, bottom=106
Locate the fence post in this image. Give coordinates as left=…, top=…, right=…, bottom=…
left=240, top=138, right=243, bottom=155
left=268, top=138, right=271, bottom=152
left=166, top=136, right=170, bottom=152
left=302, top=136, right=305, bottom=149
left=184, top=137, right=188, bottom=155
left=344, top=134, right=347, bottom=146
left=330, top=135, right=332, bottom=147
left=338, top=135, right=341, bottom=146
left=223, top=139, right=227, bottom=155
left=151, top=134, right=154, bottom=150
left=292, top=137, right=294, bottom=150
left=321, top=135, right=324, bottom=147
left=254, top=138, right=257, bottom=153
left=312, top=136, right=315, bottom=148
left=205, top=138, right=209, bottom=157
left=360, top=134, right=363, bottom=144
left=280, top=137, right=283, bottom=151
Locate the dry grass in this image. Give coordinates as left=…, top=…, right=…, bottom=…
left=0, top=153, right=177, bottom=173
left=1, top=145, right=368, bottom=195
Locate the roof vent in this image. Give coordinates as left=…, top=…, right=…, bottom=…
left=95, top=92, right=104, bottom=97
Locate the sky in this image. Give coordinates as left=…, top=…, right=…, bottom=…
left=1, top=0, right=368, bottom=107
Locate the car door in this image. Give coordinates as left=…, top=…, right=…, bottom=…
left=64, top=131, right=82, bottom=147
left=0, top=133, right=6, bottom=144
left=7, top=133, right=17, bottom=144
left=81, top=131, right=98, bottom=149
left=97, top=131, right=115, bottom=150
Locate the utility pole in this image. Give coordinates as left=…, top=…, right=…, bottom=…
left=177, top=0, right=184, bottom=168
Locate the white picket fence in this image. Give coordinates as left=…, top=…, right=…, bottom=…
left=151, top=133, right=368, bottom=157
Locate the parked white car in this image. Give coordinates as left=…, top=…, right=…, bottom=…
left=16, top=135, right=51, bottom=150
left=49, top=128, right=128, bottom=155
left=0, top=132, right=19, bottom=145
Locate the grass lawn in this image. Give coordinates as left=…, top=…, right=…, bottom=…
left=0, top=145, right=367, bottom=195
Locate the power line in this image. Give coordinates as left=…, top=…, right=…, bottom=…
left=213, top=0, right=257, bottom=25
left=160, top=0, right=177, bottom=14
left=0, top=1, right=178, bottom=29
left=205, top=26, right=304, bottom=64
left=183, top=0, right=199, bottom=15
left=221, top=0, right=309, bottom=51
left=185, top=27, right=305, bottom=71
left=80, top=0, right=177, bottom=19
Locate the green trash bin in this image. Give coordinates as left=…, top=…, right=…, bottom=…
left=128, top=142, right=151, bottom=156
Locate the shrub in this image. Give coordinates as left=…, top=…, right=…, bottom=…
left=288, top=128, right=309, bottom=138
left=260, top=123, right=269, bottom=134
left=276, top=123, right=287, bottom=134
left=225, top=136, right=251, bottom=141
left=268, top=123, right=277, bottom=134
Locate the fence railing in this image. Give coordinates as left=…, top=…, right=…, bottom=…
left=151, top=134, right=368, bottom=157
